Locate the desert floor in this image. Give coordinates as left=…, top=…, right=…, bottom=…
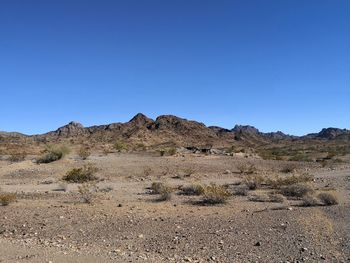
left=0, top=153, right=349, bottom=263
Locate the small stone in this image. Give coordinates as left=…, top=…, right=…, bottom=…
left=254, top=241, right=261, bottom=246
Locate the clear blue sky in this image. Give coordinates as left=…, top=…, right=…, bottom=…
left=0, top=0, right=349, bottom=135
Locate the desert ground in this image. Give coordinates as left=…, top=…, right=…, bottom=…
left=0, top=151, right=349, bottom=263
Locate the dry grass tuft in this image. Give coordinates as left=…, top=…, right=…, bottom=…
left=0, top=192, right=17, bottom=206
left=78, top=146, right=91, bottom=160
left=150, top=182, right=173, bottom=201
left=237, top=163, right=257, bottom=174
left=78, top=183, right=99, bottom=204
left=243, top=175, right=265, bottom=190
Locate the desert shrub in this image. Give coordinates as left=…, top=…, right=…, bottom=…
left=114, top=140, right=128, bottom=152
left=150, top=182, right=171, bottom=194
left=301, top=194, right=320, bottom=207
left=157, top=190, right=173, bottom=201
left=63, top=164, right=98, bottom=183
left=167, top=147, right=177, bottom=156
left=36, top=144, right=70, bottom=164
left=280, top=164, right=297, bottom=174
left=150, top=182, right=173, bottom=201
left=280, top=183, right=314, bottom=198
left=8, top=152, right=26, bottom=162
left=266, top=173, right=314, bottom=189
left=0, top=192, right=17, bottom=206
left=243, top=175, right=264, bottom=190
left=237, top=163, right=257, bottom=174
left=159, top=150, right=166, bottom=156
left=201, top=184, right=231, bottom=205
left=78, top=146, right=91, bottom=160
left=232, top=185, right=249, bottom=196
left=183, top=167, right=196, bottom=177
left=269, top=193, right=286, bottom=203
left=317, top=192, right=338, bottom=206
left=143, top=167, right=152, bottom=177
left=78, top=183, right=99, bottom=204
left=180, top=184, right=205, bottom=196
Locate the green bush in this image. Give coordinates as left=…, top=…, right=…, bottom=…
left=63, top=164, right=98, bottom=183
left=201, top=183, right=231, bottom=205
left=36, top=144, right=70, bottom=164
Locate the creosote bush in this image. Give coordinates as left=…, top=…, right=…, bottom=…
left=201, top=183, right=231, bottom=205
left=280, top=183, right=314, bottom=198
left=63, top=164, right=98, bottom=183
left=150, top=182, right=173, bottom=201
left=243, top=175, right=264, bottom=190
left=179, top=184, right=205, bottom=196
left=78, top=183, right=99, bottom=204
left=0, top=192, right=17, bottom=206
left=114, top=140, right=128, bottom=152
left=301, top=194, right=320, bottom=207
left=317, top=192, right=338, bottom=206
left=78, top=146, right=91, bottom=160
left=232, top=185, right=249, bottom=196
left=36, top=144, right=70, bottom=164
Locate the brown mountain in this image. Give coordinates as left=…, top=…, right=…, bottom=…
left=1, top=114, right=349, bottom=150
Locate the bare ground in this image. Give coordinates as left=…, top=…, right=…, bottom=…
left=0, top=153, right=349, bottom=263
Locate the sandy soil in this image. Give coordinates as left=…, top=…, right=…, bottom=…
left=0, top=153, right=349, bottom=263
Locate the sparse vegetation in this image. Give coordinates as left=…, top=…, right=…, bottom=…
left=78, top=183, right=99, bottom=204
left=143, top=166, right=152, bottom=177
left=201, top=183, right=231, bottom=205
left=301, top=194, right=320, bottom=206
left=78, top=146, right=91, bottom=160
left=248, top=193, right=285, bottom=203
left=280, top=164, right=297, bottom=173
left=150, top=182, right=173, bottom=201
left=280, top=183, right=314, bottom=198
left=266, top=173, right=314, bottom=189
left=0, top=191, right=17, bottom=206
left=159, top=147, right=177, bottom=156
left=232, top=185, right=249, bottom=196
left=114, top=140, right=128, bottom=152
left=8, top=152, right=26, bottom=163
left=237, top=163, right=257, bottom=174
left=179, top=184, right=205, bottom=196
left=243, top=175, right=264, bottom=190
left=63, top=164, right=98, bottom=183
left=36, top=144, right=70, bottom=164
left=318, top=192, right=339, bottom=206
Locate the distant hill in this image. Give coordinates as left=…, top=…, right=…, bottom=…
left=1, top=114, right=349, bottom=149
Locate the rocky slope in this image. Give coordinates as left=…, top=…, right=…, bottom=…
left=1, top=113, right=349, bottom=148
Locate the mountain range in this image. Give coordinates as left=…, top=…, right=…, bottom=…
left=1, top=114, right=349, bottom=150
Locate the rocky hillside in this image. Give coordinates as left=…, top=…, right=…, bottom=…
left=1, top=114, right=349, bottom=149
